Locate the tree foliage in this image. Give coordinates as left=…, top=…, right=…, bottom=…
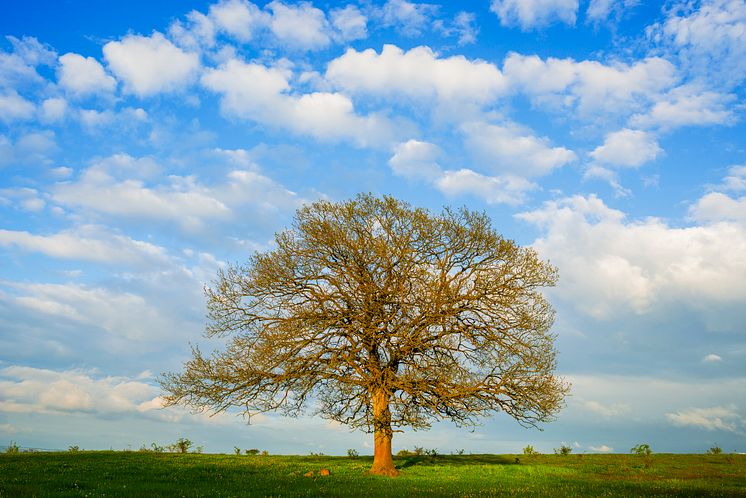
left=161, top=194, right=568, bottom=475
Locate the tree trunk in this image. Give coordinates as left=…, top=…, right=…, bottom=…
left=369, top=389, right=399, bottom=477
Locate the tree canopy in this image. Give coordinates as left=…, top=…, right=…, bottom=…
left=161, top=194, right=568, bottom=476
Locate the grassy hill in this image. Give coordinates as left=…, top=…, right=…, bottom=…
left=1, top=451, right=744, bottom=497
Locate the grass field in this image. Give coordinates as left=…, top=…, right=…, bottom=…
left=1, top=451, right=744, bottom=497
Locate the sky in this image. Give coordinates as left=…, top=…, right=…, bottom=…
left=1, top=0, right=745, bottom=456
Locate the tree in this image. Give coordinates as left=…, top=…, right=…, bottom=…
left=161, top=194, right=568, bottom=476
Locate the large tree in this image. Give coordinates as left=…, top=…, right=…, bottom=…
left=161, top=194, right=568, bottom=476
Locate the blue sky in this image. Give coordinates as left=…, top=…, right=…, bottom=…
left=1, top=0, right=745, bottom=455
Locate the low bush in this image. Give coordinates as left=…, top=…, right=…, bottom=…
left=707, top=445, right=722, bottom=455
left=347, top=448, right=359, bottom=458
left=5, top=441, right=19, bottom=454
left=631, top=443, right=652, bottom=456
left=554, top=445, right=572, bottom=455
left=523, top=445, right=539, bottom=456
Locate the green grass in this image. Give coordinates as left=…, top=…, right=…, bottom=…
left=1, top=451, right=744, bottom=497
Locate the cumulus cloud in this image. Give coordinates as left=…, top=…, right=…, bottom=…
left=719, top=165, right=746, bottom=192
left=589, top=129, right=662, bottom=168
left=330, top=5, right=368, bottom=41
left=462, top=121, right=576, bottom=176
left=435, top=169, right=535, bottom=205
left=378, top=0, right=439, bottom=37
left=203, top=58, right=394, bottom=146
left=689, top=166, right=746, bottom=225
left=433, top=11, right=479, bottom=45
left=647, top=0, right=746, bottom=88
left=208, top=0, right=268, bottom=42
left=326, top=44, right=506, bottom=105
left=502, top=53, right=677, bottom=116
left=630, top=86, right=736, bottom=129
left=266, top=1, right=331, bottom=50
left=702, top=353, right=722, bottom=363
left=690, top=192, right=746, bottom=225
left=519, top=194, right=746, bottom=321
left=388, top=139, right=442, bottom=180
left=103, top=32, right=200, bottom=96
left=0, top=131, right=57, bottom=167
left=588, top=444, right=613, bottom=452
left=0, top=91, right=35, bottom=122
left=387, top=139, right=536, bottom=205
left=57, top=53, right=116, bottom=96
left=0, top=226, right=169, bottom=267
left=7, top=282, right=178, bottom=342
left=490, top=0, right=579, bottom=30
left=0, top=365, right=159, bottom=415
left=40, top=97, right=67, bottom=123
left=582, top=400, right=631, bottom=417
left=586, top=0, right=638, bottom=24
left=51, top=152, right=298, bottom=232
left=666, top=405, right=742, bottom=432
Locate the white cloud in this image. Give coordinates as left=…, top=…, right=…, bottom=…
left=462, top=121, right=576, bottom=176
left=208, top=0, right=269, bottom=42
left=434, top=11, right=479, bottom=45
left=702, top=353, right=722, bottom=363
left=502, top=53, right=677, bottom=116
left=490, top=0, right=579, bottom=30
left=519, top=194, right=746, bottom=320
left=666, top=406, right=742, bottom=432
left=267, top=1, right=330, bottom=50
left=588, top=444, right=613, bottom=452
left=40, top=97, right=67, bottom=123
left=720, top=165, right=746, bottom=192
left=388, top=139, right=442, bottom=180
left=0, top=187, right=45, bottom=212
left=0, top=226, right=169, bottom=267
left=630, top=86, right=736, bottom=129
left=379, top=0, right=439, bottom=37
left=203, top=58, right=394, bottom=146
left=0, top=91, right=35, bottom=122
left=582, top=400, right=631, bottom=417
left=330, top=5, right=368, bottom=41
left=169, top=10, right=217, bottom=49
left=689, top=192, right=746, bottom=225
left=327, top=45, right=506, bottom=105
left=52, top=152, right=298, bottom=232
left=435, top=169, right=535, bottom=205
left=586, top=0, right=638, bottom=24
left=0, top=365, right=159, bottom=415
left=57, top=53, right=116, bottom=95
left=388, top=139, right=535, bottom=205
left=6, top=36, right=57, bottom=66
left=0, top=131, right=57, bottom=167
left=589, top=129, right=662, bottom=168
left=103, top=32, right=200, bottom=96
left=8, top=283, right=177, bottom=342
left=647, top=0, right=746, bottom=88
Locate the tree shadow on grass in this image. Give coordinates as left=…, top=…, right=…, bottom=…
left=396, top=454, right=517, bottom=469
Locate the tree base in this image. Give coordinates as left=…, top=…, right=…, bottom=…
left=368, top=465, right=400, bottom=477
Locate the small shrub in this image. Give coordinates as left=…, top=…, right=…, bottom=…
left=523, top=445, right=539, bottom=456
left=396, top=449, right=414, bottom=457
left=554, top=445, right=572, bottom=455
left=261, top=450, right=269, bottom=456
left=631, top=443, right=652, bottom=456
left=5, top=441, right=20, bottom=454
left=194, top=446, right=204, bottom=454
left=347, top=448, right=359, bottom=458
left=68, top=445, right=80, bottom=453
left=245, top=448, right=260, bottom=455
left=150, top=443, right=164, bottom=453
left=707, top=444, right=722, bottom=455
left=174, top=438, right=192, bottom=454
left=234, top=446, right=241, bottom=456
left=454, top=449, right=465, bottom=456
